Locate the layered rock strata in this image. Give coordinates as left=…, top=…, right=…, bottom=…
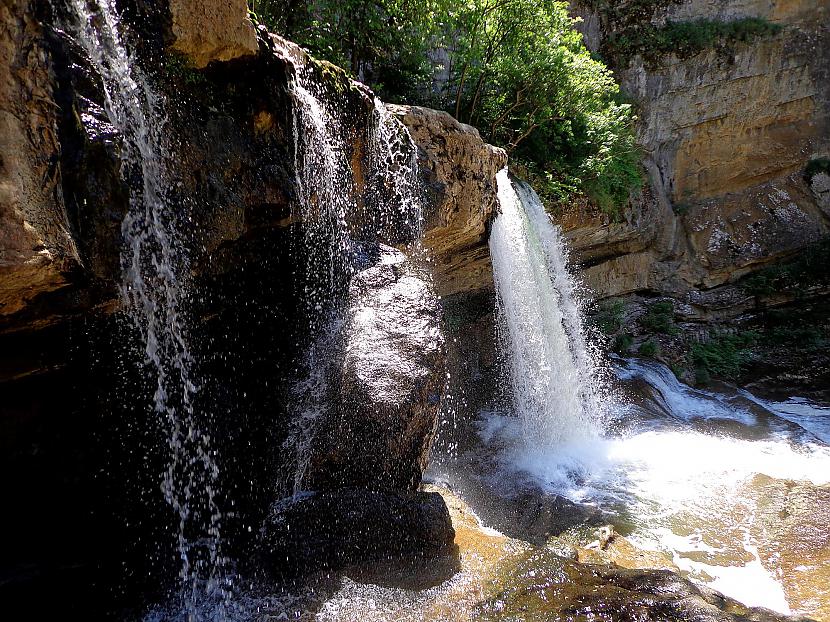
left=565, top=0, right=830, bottom=315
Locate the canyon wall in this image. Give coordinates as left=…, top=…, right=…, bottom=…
left=566, top=0, right=829, bottom=321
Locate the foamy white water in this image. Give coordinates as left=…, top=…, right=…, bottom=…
left=489, top=170, right=608, bottom=447
left=485, top=173, right=830, bottom=615
left=477, top=358, right=830, bottom=614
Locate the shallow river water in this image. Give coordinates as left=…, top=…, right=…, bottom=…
left=431, top=357, right=830, bottom=620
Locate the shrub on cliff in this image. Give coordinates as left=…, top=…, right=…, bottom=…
left=606, top=17, right=783, bottom=65
left=639, top=300, right=678, bottom=335
left=741, top=238, right=830, bottom=298
left=256, top=0, right=642, bottom=215
left=690, top=331, right=758, bottom=383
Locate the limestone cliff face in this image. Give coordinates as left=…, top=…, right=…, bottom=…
left=567, top=0, right=830, bottom=317
left=390, top=105, right=507, bottom=296
left=168, top=0, right=257, bottom=68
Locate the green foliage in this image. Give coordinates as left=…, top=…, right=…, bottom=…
left=444, top=0, right=642, bottom=215
left=766, top=325, right=826, bottom=350
left=257, top=0, right=642, bottom=215
left=163, top=51, right=207, bottom=85
left=690, top=331, right=758, bottom=382
left=607, top=18, right=783, bottom=64
left=613, top=333, right=633, bottom=354
left=805, top=158, right=830, bottom=183
left=741, top=239, right=830, bottom=297
left=638, top=339, right=659, bottom=356
left=639, top=300, right=678, bottom=335
left=594, top=299, right=626, bottom=335
left=672, top=202, right=690, bottom=215
left=251, top=0, right=445, bottom=102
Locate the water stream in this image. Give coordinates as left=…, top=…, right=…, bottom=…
left=63, top=1, right=227, bottom=617
left=277, top=52, right=425, bottom=497
left=474, top=172, right=830, bottom=616
left=46, top=9, right=830, bottom=619
left=489, top=170, right=609, bottom=448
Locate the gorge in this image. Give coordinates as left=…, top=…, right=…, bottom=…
left=1, top=0, right=828, bottom=621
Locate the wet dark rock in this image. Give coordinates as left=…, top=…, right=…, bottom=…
left=304, top=245, right=445, bottom=491
left=479, top=548, right=809, bottom=622
left=0, top=8, right=446, bottom=615
left=475, top=489, right=609, bottom=546
left=261, top=489, right=456, bottom=575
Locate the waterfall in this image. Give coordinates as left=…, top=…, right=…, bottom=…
left=489, top=169, right=608, bottom=447
left=63, top=0, right=227, bottom=616
left=278, top=52, right=424, bottom=496
left=367, top=95, right=424, bottom=245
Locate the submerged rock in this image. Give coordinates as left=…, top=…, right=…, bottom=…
left=750, top=475, right=830, bottom=621
left=304, top=245, right=445, bottom=491
left=293, top=485, right=806, bottom=622
left=261, top=488, right=455, bottom=575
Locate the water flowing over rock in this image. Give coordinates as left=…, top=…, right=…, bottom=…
left=302, top=246, right=444, bottom=491
left=0, top=7, right=451, bottom=616
left=62, top=0, right=229, bottom=613
left=272, top=37, right=444, bottom=497
left=489, top=169, right=608, bottom=446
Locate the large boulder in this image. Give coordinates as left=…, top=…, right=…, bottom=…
left=303, top=245, right=445, bottom=491
left=261, top=489, right=455, bottom=574
left=389, top=105, right=506, bottom=296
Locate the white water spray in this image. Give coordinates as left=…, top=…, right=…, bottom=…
left=277, top=51, right=425, bottom=496
left=489, top=169, right=608, bottom=447
left=63, top=1, right=227, bottom=616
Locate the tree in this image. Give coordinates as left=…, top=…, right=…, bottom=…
left=257, top=0, right=642, bottom=214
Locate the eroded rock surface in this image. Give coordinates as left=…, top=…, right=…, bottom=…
left=390, top=105, right=506, bottom=296
left=564, top=0, right=830, bottom=316
left=168, top=0, right=257, bottom=68
left=0, top=0, right=77, bottom=320
left=305, top=245, right=445, bottom=491
left=283, top=485, right=806, bottom=622
left=751, top=475, right=830, bottom=620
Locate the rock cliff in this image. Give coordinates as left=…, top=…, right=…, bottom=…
left=556, top=0, right=830, bottom=387
left=0, top=0, right=477, bottom=612
left=0, top=0, right=78, bottom=321
left=566, top=0, right=829, bottom=311
left=390, top=105, right=507, bottom=296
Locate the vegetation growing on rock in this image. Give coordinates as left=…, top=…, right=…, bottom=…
left=253, top=0, right=643, bottom=215
left=690, top=331, right=758, bottom=383
left=606, top=17, right=783, bottom=65
left=638, top=300, right=677, bottom=335
left=741, top=238, right=830, bottom=298
left=805, top=158, right=830, bottom=183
